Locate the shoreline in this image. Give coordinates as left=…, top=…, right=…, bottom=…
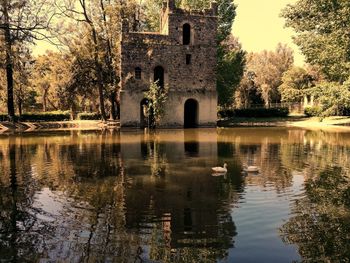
left=218, top=116, right=350, bottom=131
left=0, top=120, right=117, bottom=133
left=2, top=116, right=350, bottom=133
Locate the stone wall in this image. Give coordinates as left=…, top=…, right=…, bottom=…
left=120, top=0, right=218, bottom=128
left=121, top=90, right=217, bottom=128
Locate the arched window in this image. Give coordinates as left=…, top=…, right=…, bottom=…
left=183, top=23, right=191, bottom=45
left=154, top=66, right=164, bottom=89
left=135, top=67, right=142, bottom=79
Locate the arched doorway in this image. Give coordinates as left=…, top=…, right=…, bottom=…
left=154, top=66, right=164, bottom=89
left=140, top=98, right=154, bottom=128
left=184, top=99, right=198, bottom=128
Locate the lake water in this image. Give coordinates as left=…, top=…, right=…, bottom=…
left=0, top=128, right=349, bottom=262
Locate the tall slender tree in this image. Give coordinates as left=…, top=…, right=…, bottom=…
left=56, top=0, right=141, bottom=120
left=0, top=0, right=56, bottom=121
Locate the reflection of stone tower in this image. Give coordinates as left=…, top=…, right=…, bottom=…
left=120, top=130, right=238, bottom=261
left=119, top=0, right=218, bottom=128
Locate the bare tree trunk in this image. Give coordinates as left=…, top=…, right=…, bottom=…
left=70, top=104, right=76, bottom=120
left=42, top=89, right=48, bottom=112
left=80, top=0, right=107, bottom=121
left=18, top=98, right=22, bottom=116
left=3, top=1, right=15, bottom=121
left=100, top=0, right=117, bottom=120
left=92, top=37, right=107, bottom=121
left=110, top=92, right=117, bottom=120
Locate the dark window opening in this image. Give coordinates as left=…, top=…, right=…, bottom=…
left=154, top=66, right=164, bottom=89
left=184, top=99, right=198, bottom=128
left=183, top=23, right=191, bottom=45
left=184, top=208, right=193, bottom=231
left=186, top=54, right=191, bottom=65
left=135, top=67, right=142, bottom=79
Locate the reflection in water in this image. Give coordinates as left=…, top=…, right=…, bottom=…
left=281, top=166, right=350, bottom=262
left=0, top=128, right=349, bottom=262
left=184, top=129, right=199, bottom=157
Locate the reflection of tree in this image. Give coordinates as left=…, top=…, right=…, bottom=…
left=0, top=132, right=147, bottom=262
left=235, top=142, right=293, bottom=191
left=281, top=166, right=350, bottom=262
left=0, top=139, right=54, bottom=261
left=141, top=132, right=168, bottom=177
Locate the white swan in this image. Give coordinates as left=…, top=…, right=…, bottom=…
left=212, top=163, right=228, bottom=173
left=242, top=165, right=259, bottom=173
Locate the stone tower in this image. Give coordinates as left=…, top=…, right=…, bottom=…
left=119, top=0, right=218, bottom=128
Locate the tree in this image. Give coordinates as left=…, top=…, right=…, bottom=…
left=141, top=0, right=163, bottom=31
left=244, top=44, right=294, bottom=107
left=217, top=36, right=246, bottom=107
left=0, top=35, right=6, bottom=112
left=278, top=66, right=316, bottom=103
left=32, top=54, right=53, bottom=112
left=234, top=71, right=261, bottom=108
left=0, top=0, right=56, bottom=120
left=31, top=52, right=72, bottom=112
left=311, top=80, right=350, bottom=117
left=144, top=81, right=169, bottom=128
left=13, top=46, right=33, bottom=115
left=56, top=0, right=142, bottom=120
left=56, top=0, right=109, bottom=120
left=281, top=0, right=350, bottom=83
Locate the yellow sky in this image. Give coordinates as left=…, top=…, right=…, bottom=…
left=233, top=0, right=305, bottom=66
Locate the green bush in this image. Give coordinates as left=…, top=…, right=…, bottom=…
left=218, top=107, right=289, bottom=118
left=77, top=112, right=101, bottom=120
left=20, top=111, right=70, bottom=122
left=304, top=106, right=322, bottom=117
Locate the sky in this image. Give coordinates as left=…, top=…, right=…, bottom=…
left=34, top=0, right=305, bottom=66
left=232, top=0, right=305, bottom=66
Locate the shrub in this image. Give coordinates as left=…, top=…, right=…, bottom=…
left=218, top=107, right=289, bottom=118
left=77, top=112, right=101, bottom=120
left=20, top=111, right=71, bottom=122
left=235, top=107, right=289, bottom=118
left=218, top=109, right=235, bottom=118
left=0, top=114, right=8, bottom=122
left=304, top=106, right=322, bottom=117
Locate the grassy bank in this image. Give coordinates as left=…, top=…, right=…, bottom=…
left=217, top=115, right=307, bottom=127
left=218, top=115, right=350, bottom=130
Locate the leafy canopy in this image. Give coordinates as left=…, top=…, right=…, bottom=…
left=311, top=80, right=350, bottom=116
left=282, top=0, right=350, bottom=82
left=279, top=66, right=316, bottom=103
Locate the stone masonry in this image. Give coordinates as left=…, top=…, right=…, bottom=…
left=119, top=0, right=218, bottom=128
